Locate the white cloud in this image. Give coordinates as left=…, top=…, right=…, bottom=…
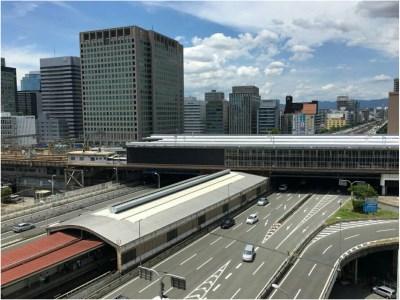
left=321, top=83, right=335, bottom=91
left=288, top=44, right=314, bottom=61
left=372, top=74, right=392, bottom=81
left=2, top=45, right=52, bottom=89
left=264, top=61, right=286, bottom=76
left=237, top=66, right=260, bottom=76
left=157, top=1, right=398, bottom=57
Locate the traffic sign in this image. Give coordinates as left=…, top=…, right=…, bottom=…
left=171, top=275, right=186, bottom=290
left=139, top=266, right=153, bottom=281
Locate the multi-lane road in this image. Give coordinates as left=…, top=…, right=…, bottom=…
left=270, top=219, right=399, bottom=299
left=105, top=191, right=348, bottom=299
left=1, top=184, right=154, bottom=249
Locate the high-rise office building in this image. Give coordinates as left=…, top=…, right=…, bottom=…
left=37, top=113, right=69, bottom=144
left=229, top=86, right=260, bottom=134
left=336, top=96, right=359, bottom=125
left=257, top=99, right=280, bottom=134
left=388, top=78, right=399, bottom=135
left=184, top=97, right=205, bottom=134
left=80, top=26, right=184, bottom=146
left=16, top=91, right=42, bottom=118
left=1, top=58, right=17, bottom=114
left=40, top=56, right=82, bottom=141
left=282, top=96, right=319, bottom=134
left=205, top=90, right=228, bottom=134
left=21, top=71, right=41, bottom=91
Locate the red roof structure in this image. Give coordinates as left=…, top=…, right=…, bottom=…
left=1, top=232, right=103, bottom=286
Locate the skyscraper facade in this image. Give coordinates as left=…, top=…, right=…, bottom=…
left=21, top=71, right=41, bottom=91
left=229, top=86, right=260, bottom=134
left=184, top=97, right=205, bottom=134
left=16, top=91, right=41, bottom=118
left=1, top=58, right=17, bottom=114
left=388, top=78, right=399, bottom=135
left=80, top=26, right=184, bottom=146
left=336, top=96, right=359, bottom=125
left=257, top=99, right=280, bottom=134
left=40, top=56, right=82, bottom=140
left=205, top=90, right=228, bottom=134
left=282, top=96, right=319, bottom=134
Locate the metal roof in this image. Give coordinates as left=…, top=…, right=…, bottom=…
left=50, top=171, right=266, bottom=248
left=1, top=232, right=103, bottom=286
left=126, top=135, right=399, bottom=149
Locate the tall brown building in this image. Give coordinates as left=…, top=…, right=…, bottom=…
left=388, top=78, right=399, bottom=135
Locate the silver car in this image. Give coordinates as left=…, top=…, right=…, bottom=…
left=242, top=244, right=255, bottom=262
left=257, top=197, right=269, bottom=206
left=372, top=286, right=396, bottom=299
left=13, top=222, right=35, bottom=233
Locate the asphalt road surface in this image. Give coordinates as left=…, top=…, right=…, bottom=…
left=104, top=192, right=347, bottom=299
left=270, top=219, right=399, bottom=299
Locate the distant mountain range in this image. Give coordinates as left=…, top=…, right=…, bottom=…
left=318, top=98, right=388, bottom=109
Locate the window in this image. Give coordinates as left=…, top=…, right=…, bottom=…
left=71, top=156, right=76, bottom=160
left=167, top=228, right=177, bottom=241
left=121, top=248, right=136, bottom=263
left=197, top=214, right=206, bottom=226
left=80, top=157, right=84, bottom=161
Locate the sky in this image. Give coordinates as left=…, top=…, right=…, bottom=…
left=1, top=1, right=399, bottom=101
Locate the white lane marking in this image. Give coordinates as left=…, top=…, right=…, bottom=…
left=286, top=223, right=293, bottom=230
left=233, top=222, right=243, bottom=230
left=246, top=226, right=256, bottom=232
left=264, top=219, right=269, bottom=226
left=180, top=253, right=197, bottom=265
left=165, top=287, right=173, bottom=294
left=302, top=226, right=309, bottom=233
left=344, top=234, right=360, bottom=240
left=196, top=257, right=214, bottom=270
left=322, top=211, right=327, bottom=216
left=308, top=264, right=317, bottom=276
left=153, top=230, right=209, bottom=268
left=303, top=208, right=307, bottom=212
left=263, top=213, right=271, bottom=220
left=255, top=246, right=259, bottom=252
left=276, top=195, right=281, bottom=199
left=230, top=288, right=241, bottom=299
left=283, top=204, right=287, bottom=210
left=139, top=278, right=160, bottom=293
left=294, top=288, right=301, bottom=299
left=252, top=261, right=265, bottom=275
left=276, top=204, right=283, bottom=209
left=225, top=272, right=232, bottom=280
left=210, top=237, right=222, bottom=245
left=235, top=263, right=242, bottom=269
left=322, top=245, right=333, bottom=255
left=225, top=240, right=236, bottom=249
left=212, top=284, right=221, bottom=292
left=376, top=228, right=396, bottom=233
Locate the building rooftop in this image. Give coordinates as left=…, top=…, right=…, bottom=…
left=50, top=171, right=266, bottom=247
left=127, top=135, right=399, bottom=149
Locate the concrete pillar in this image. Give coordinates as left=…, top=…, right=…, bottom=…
left=381, top=184, right=386, bottom=196
left=354, top=258, right=358, bottom=285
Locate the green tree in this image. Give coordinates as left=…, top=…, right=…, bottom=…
left=270, top=128, right=280, bottom=134
left=348, top=184, right=378, bottom=212
left=1, top=186, right=12, bottom=202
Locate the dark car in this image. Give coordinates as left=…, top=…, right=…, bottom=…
left=220, top=217, right=235, bottom=229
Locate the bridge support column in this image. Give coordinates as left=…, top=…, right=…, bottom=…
left=354, top=258, right=358, bottom=285
left=381, top=184, right=386, bottom=196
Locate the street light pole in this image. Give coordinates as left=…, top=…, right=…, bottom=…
left=114, top=167, right=119, bottom=183
left=153, top=171, right=160, bottom=189
left=51, top=174, right=56, bottom=195
left=139, top=219, right=142, bottom=266
left=336, top=216, right=342, bottom=272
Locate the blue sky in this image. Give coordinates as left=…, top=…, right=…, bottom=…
left=1, top=1, right=399, bottom=101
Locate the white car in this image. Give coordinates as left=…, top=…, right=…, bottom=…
left=257, top=197, right=269, bottom=206
left=246, top=214, right=258, bottom=224
left=372, top=286, right=396, bottom=299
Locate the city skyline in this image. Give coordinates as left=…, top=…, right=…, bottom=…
left=2, top=1, right=399, bottom=101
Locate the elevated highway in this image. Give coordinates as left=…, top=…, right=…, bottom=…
left=270, top=220, right=399, bottom=299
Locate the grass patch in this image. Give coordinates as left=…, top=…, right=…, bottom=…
left=326, top=199, right=399, bottom=225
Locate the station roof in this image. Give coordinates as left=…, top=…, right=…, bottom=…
left=1, top=232, right=103, bottom=286
left=50, top=171, right=266, bottom=248
left=127, top=135, right=398, bottom=149
left=68, top=150, right=115, bottom=156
